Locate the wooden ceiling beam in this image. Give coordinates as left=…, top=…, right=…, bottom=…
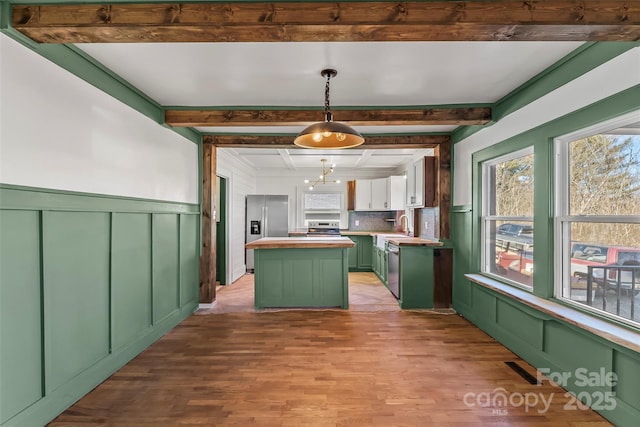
left=12, top=1, right=640, bottom=43
left=165, top=107, right=492, bottom=127
left=203, top=134, right=448, bottom=149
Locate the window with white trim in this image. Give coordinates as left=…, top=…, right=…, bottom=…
left=481, top=147, right=534, bottom=289
left=303, top=192, right=342, bottom=226
left=555, top=111, right=640, bottom=327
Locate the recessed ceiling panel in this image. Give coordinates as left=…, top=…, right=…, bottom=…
left=241, top=155, right=287, bottom=168
left=77, top=41, right=583, bottom=107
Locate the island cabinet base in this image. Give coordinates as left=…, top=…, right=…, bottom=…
left=253, top=248, right=349, bottom=309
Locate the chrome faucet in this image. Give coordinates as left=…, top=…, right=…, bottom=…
left=399, top=214, right=410, bottom=235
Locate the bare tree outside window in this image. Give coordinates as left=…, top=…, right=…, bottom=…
left=482, top=149, right=534, bottom=288
left=557, top=119, right=640, bottom=326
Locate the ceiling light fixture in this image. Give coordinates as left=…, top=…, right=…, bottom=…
left=304, top=159, right=341, bottom=190
left=293, top=69, right=364, bottom=149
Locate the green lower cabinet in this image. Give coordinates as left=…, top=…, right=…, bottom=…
left=398, top=246, right=453, bottom=309
left=254, top=247, right=349, bottom=309
left=382, top=250, right=388, bottom=285
left=357, top=236, right=373, bottom=269
left=372, top=245, right=379, bottom=275
left=347, top=237, right=358, bottom=270
left=346, top=235, right=373, bottom=272
left=373, top=246, right=388, bottom=286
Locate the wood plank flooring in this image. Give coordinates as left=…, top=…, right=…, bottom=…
left=49, top=273, right=610, bottom=426
left=201, top=272, right=402, bottom=314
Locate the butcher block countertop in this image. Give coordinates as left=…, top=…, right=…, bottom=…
left=386, top=237, right=444, bottom=247
left=246, top=237, right=355, bottom=249
left=340, top=231, right=377, bottom=236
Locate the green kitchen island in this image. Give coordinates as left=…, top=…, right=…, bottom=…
left=245, top=237, right=355, bottom=309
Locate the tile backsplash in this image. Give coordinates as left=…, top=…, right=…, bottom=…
left=348, top=211, right=397, bottom=231
left=417, top=207, right=440, bottom=239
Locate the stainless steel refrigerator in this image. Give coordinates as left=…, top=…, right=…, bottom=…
left=245, top=195, right=289, bottom=272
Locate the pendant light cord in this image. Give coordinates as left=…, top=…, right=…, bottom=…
left=324, top=73, right=332, bottom=122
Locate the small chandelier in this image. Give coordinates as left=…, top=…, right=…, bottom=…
left=293, top=69, right=365, bottom=149
left=304, top=159, right=341, bottom=190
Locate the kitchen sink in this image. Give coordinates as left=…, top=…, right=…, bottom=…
left=375, top=233, right=411, bottom=249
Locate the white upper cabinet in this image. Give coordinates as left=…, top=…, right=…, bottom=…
left=354, top=176, right=405, bottom=211
left=387, top=176, right=405, bottom=210
left=405, top=157, right=424, bottom=208
left=371, top=178, right=388, bottom=210
left=354, top=179, right=373, bottom=210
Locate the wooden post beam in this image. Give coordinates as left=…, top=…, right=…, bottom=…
left=199, top=142, right=217, bottom=304
left=435, top=140, right=451, bottom=240
left=166, top=107, right=492, bottom=127
left=203, top=134, right=449, bottom=149
left=13, top=1, right=640, bottom=43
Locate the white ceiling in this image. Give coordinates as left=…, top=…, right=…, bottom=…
left=76, top=40, right=584, bottom=170
left=223, top=147, right=434, bottom=171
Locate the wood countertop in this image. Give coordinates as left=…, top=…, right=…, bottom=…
left=246, top=237, right=355, bottom=249
left=386, top=237, right=444, bottom=247
left=340, top=231, right=376, bottom=236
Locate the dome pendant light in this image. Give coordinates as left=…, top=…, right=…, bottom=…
left=293, top=69, right=364, bottom=149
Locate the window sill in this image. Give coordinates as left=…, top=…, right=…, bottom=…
left=465, top=273, right=640, bottom=354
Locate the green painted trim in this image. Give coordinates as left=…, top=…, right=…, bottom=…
left=2, top=303, right=196, bottom=427
left=0, top=184, right=199, bottom=214
left=196, top=140, right=203, bottom=261
left=469, top=84, right=640, bottom=326
left=451, top=205, right=472, bottom=212
left=215, top=176, right=227, bottom=284
left=452, top=42, right=640, bottom=144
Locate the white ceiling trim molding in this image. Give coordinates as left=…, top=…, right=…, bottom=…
left=453, top=47, right=640, bottom=206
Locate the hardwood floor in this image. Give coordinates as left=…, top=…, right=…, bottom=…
left=49, top=273, right=610, bottom=426
left=201, top=272, right=402, bottom=314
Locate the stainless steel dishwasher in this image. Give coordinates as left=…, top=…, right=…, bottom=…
left=387, top=243, right=400, bottom=299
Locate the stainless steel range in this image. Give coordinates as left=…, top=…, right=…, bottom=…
left=306, top=221, right=341, bottom=236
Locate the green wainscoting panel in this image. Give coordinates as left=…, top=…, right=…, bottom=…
left=0, top=184, right=199, bottom=214
left=614, top=350, right=640, bottom=410
left=543, top=321, right=612, bottom=391
left=42, top=211, right=111, bottom=393
left=543, top=321, right=610, bottom=370
left=496, top=299, right=543, bottom=350
left=0, top=185, right=200, bottom=427
left=0, top=211, right=43, bottom=423
left=180, top=214, right=199, bottom=307
left=152, top=214, right=180, bottom=323
left=289, top=259, right=315, bottom=301
left=471, top=286, right=497, bottom=329
left=111, top=213, right=152, bottom=351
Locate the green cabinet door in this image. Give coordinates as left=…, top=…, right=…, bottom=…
left=382, top=250, right=388, bottom=285
left=348, top=235, right=373, bottom=272
left=347, top=236, right=358, bottom=270
left=358, top=235, right=373, bottom=269
left=372, top=246, right=379, bottom=275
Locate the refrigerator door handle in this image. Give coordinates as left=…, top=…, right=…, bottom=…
left=263, top=206, right=268, bottom=237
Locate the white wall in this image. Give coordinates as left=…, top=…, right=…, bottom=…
left=453, top=47, right=640, bottom=206
left=0, top=34, right=198, bottom=203
left=217, top=149, right=257, bottom=283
